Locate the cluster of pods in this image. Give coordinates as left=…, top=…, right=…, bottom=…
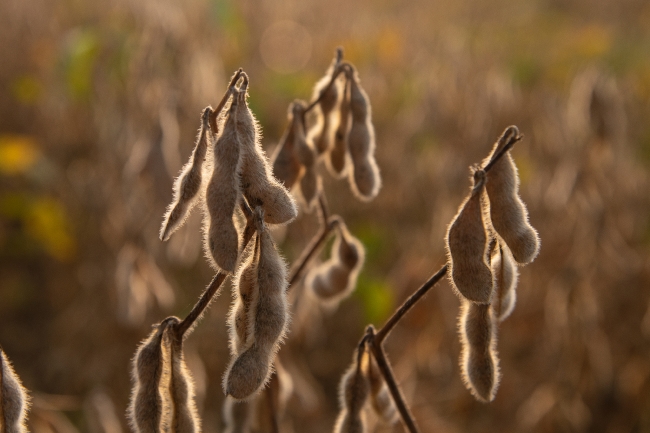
left=332, top=347, right=398, bottom=433
left=272, top=51, right=381, bottom=206
left=445, top=126, right=540, bottom=402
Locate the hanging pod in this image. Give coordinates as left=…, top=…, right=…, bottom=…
left=327, top=77, right=352, bottom=178
left=292, top=101, right=321, bottom=209
left=459, top=300, right=500, bottom=402
left=306, top=220, right=365, bottom=304
left=167, top=329, right=201, bottom=433
left=235, top=88, right=298, bottom=225
left=333, top=349, right=370, bottom=433
left=160, top=107, right=213, bottom=242
left=128, top=317, right=178, bottom=433
left=446, top=169, right=494, bottom=304
left=310, top=59, right=342, bottom=155
left=491, top=244, right=518, bottom=322
left=271, top=103, right=302, bottom=190
left=483, top=126, right=540, bottom=265
left=204, top=97, right=242, bottom=273
left=347, top=66, right=381, bottom=201
left=0, top=348, right=30, bottom=433
left=228, top=234, right=261, bottom=356
left=224, top=228, right=289, bottom=400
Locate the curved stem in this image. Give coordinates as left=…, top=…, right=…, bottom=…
left=366, top=326, right=420, bottom=433
left=374, top=264, right=448, bottom=345
left=287, top=218, right=340, bottom=288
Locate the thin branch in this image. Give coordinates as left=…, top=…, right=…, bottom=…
left=175, top=217, right=256, bottom=338
left=287, top=216, right=340, bottom=288
left=366, top=326, right=420, bottom=433
left=374, top=264, right=448, bottom=346
left=208, top=68, right=244, bottom=135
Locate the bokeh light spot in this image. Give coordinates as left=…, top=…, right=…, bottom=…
left=260, top=21, right=312, bottom=74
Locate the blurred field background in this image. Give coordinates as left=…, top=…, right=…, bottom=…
left=2, top=0, right=650, bottom=431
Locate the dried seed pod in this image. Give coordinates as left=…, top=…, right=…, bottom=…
left=222, top=397, right=251, bottom=433
left=229, top=235, right=261, bottom=355
left=327, top=78, right=351, bottom=178
left=347, top=67, right=381, bottom=201
left=160, top=107, right=213, bottom=241
left=483, top=126, right=540, bottom=265
left=310, top=61, right=342, bottom=154
left=459, top=300, right=500, bottom=402
left=0, top=348, right=30, bottom=433
left=492, top=245, right=518, bottom=322
left=204, top=99, right=242, bottom=273
left=367, top=353, right=397, bottom=424
left=235, top=89, right=298, bottom=225
left=293, top=102, right=321, bottom=210
left=271, top=105, right=302, bottom=189
left=128, top=317, right=177, bottom=433
left=224, top=229, right=289, bottom=400
left=333, top=350, right=370, bottom=433
left=306, top=222, right=365, bottom=304
left=446, top=170, right=494, bottom=304
left=167, top=331, right=201, bottom=433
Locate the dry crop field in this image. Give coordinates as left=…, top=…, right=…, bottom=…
left=1, top=0, right=650, bottom=432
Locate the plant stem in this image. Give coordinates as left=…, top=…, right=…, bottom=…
left=366, top=326, right=420, bottom=433
left=287, top=217, right=340, bottom=288
left=374, top=264, right=448, bottom=346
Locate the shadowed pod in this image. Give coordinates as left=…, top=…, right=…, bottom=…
left=1, top=348, right=30, bottom=433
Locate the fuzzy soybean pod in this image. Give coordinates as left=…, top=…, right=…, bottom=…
left=167, top=330, right=201, bottom=433
left=224, top=229, right=289, bottom=400
left=293, top=102, right=321, bottom=209
left=160, top=107, right=213, bottom=242
left=459, top=300, right=500, bottom=402
left=347, top=68, right=381, bottom=201
left=204, top=99, right=242, bottom=273
left=327, top=78, right=351, bottom=178
left=271, top=105, right=302, bottom=190
left=128, top=317, right=177, bottom=433
left=367, top=353, right=397, bottom=424
left=492, top=245, right=518, bottom=322
left=228, top=235, right=261, bottom=356
left=306, top=221, right=365, bottom=304
left=0, top=349, right=30, bottom=433
left=235, top=90, right=298, bottom=225
left=333, top=350, right=370, bottom=433
left=310, top=62, right=341, bottom=155
left=446, top=170, right=494, bottom=304
left=484, top=126, right=540, bottom=265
